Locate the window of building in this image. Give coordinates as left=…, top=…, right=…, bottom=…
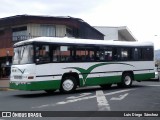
left=40, top=25, right=56, bottom=37
left=66, top=27, right=73, bottom=37
left=12, top=26, right=27, bottom=41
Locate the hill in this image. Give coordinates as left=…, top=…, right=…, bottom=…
left=155, top=49, right=160, bottom=60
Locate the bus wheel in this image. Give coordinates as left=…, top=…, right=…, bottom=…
left=60, top=76, right=77, bottom=93
left=45, top=89, right=56, bottom=94
left=100, top=84, right=112, bottom=89
left=119, top=73, right=132, bottom=87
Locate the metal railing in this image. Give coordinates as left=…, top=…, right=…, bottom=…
left=12, top=35, right=39, bottom=42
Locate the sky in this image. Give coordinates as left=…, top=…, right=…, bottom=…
left=0, top=0, right=160, bottom=50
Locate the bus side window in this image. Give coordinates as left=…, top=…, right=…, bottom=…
left=104, top=47, right=113, bottom=61
left=133, top=48, right=139, bottom=60
left=113, top=48, right=118, bottom=61
left=36, top=45, right=50, bottom=63
left=52, top=46, right=60, bottom=62
left=121, top=48, right=128, bottom=61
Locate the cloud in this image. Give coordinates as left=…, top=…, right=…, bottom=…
left=0, top=0, right=159, bottom=49
left=0, top=0, right=107, bottom=17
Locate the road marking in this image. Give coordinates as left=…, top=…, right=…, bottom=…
left=67, top=93, right=92, bottom=99
left=96, top=90, right=110, bottom=111
left=145, top=85, right=160, bottom=87
left=32, top=89, right=134, bottom=109
left=110, top=93, right=128, bottom=100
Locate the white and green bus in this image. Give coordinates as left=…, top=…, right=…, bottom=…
left=10, top=37, right=155, bottom=93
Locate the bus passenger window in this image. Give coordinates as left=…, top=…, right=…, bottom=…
left=104, top=48, right=113, bottom=61
left=35, top=45, right=50, bottom=63
left=52, top=46, right=60, bottom=62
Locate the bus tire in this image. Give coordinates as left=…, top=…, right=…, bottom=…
left=60, top=76, right=77, bottom=93
left=118, top=73, right=133, bottom=88
left=45, top=89, right=56, bottom=94
left=100, top=84, right=112, bottom=89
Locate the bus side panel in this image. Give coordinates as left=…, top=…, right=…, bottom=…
left=85, top=75, right=121, bottom=86
left=134, top=73, right=155, bottom=81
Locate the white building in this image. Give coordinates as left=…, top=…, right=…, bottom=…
left=94, top=26, right=137, bottom=41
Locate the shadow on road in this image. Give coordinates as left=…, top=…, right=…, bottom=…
left=12, top=84, right=147, bottom=98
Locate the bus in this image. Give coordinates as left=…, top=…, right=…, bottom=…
left=10, top=37, right=155, bottom=93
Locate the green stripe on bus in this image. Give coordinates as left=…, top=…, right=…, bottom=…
left=10, top=80, right=61, bottom=91
left=10, top=72, right=155, bottom=91
left=79, top=75, right=121, bottom=86
left=64, top=62, right=134, bottom=85
left=134, top=73, right=155, bottom=81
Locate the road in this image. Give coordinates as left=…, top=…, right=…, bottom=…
left=0, top=81, right=160, bottom=120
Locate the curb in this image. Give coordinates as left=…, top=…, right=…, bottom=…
left=0, top=88, right=15, bottom=91
left=0, top=87, right=9, bottom=91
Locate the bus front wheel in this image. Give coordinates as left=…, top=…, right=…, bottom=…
left=118, top=73, right=133, bottom=88
left=60, top=76, right=77, bottom=93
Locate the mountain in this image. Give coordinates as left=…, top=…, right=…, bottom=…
left=155, top=49, right=160, bottom=60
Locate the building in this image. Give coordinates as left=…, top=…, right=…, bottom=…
left=94, top=26, right=137, bottom=41
left=0, top=15, right=104, bottom=78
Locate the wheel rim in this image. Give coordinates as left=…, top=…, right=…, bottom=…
left=124, top=76, right=131, bottom=85
left=62, top=79, right=74, bottom=91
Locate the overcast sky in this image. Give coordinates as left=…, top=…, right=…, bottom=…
left=0, top=0, right=160, bottom=50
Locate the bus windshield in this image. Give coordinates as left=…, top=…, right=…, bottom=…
left=12, top=45, right=34, bottom=65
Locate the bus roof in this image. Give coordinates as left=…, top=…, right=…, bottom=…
left=14, top=37, right=154, bottom=47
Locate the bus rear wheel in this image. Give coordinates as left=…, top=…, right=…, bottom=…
left=118, top=73, right=133, bottom=88
left=60, top=76, right=77, bottom=93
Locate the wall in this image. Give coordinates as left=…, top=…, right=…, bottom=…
left=0, top=28, right=12, bottom=48
left=118, top=33, right=127, bottom=41
left=94, top=27, right=118, bottom=40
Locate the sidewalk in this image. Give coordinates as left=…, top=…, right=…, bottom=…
left=0, top=78, right=9, bottom=91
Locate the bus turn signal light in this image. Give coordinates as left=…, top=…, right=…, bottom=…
left=28, top=76, right=34, bottom=79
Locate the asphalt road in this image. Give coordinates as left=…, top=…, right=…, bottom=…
left=0, top=81, right=160, bottom=120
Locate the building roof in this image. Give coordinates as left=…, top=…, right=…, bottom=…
left=118, top=26, right=137, bottom=41
left=0, top=15, right=103, bottom=36
left=94, top=26, right=137, bottom=41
